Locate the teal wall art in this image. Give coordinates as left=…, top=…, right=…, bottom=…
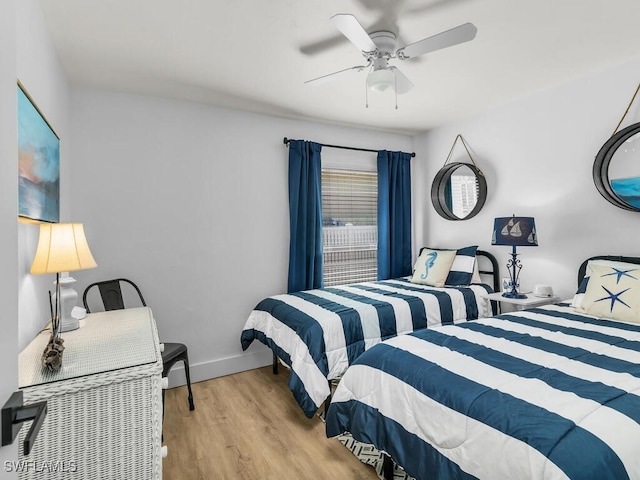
left=17, top=82, right=60, bottom=223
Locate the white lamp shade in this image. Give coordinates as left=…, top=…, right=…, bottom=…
left=30, top=223, right=97, bottom=274
left=367, top=69, right=395, bottom=92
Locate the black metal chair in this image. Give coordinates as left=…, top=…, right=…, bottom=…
left=82, top=278, right=195, bottom=414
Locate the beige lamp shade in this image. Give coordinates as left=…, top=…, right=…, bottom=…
left=30, top=223, right=97, bottom=274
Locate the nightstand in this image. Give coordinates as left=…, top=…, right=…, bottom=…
left=482, top=291, right=561, bottom=312
left=18, top=307, right=163, bottom=479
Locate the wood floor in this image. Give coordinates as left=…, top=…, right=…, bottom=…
left=162, top=366, right=378, bottom=480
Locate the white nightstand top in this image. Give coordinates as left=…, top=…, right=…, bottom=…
left=482, top=291, right=561, bottom=309
left=19, top=306, right=159, bottom=388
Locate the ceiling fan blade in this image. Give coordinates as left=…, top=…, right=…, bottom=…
left=331, top=14, right=377, bottom=53
left=397, top=22, right=477, bottom=59
left=389, top=67, right=414, bottom=94
left=305, top=64, right=369, bottom=86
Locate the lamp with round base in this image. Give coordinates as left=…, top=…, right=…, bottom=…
left=30, top=223, right=97, bottom=370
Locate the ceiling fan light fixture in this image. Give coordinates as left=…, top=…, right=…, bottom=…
left=367, top=69, right=395, bottom=93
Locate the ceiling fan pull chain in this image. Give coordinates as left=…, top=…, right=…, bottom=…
left=365, top=82, right=369, bottom=108
left=395, top=75, right=398, bottom=110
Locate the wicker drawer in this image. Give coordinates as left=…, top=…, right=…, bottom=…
left=18, top=307, right=163, bottom=480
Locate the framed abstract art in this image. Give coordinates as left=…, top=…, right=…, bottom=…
left=17, top=82, right=60, bottom=223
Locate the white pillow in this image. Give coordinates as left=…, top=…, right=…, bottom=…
left=414, top=246, right=478, bottom=285
left=471, top=258, right=482, bottom=284
left=579, top=263, right=640, bottom=323
left=410, top=248, right=456, bottom=287
left=573, top=259, right=640, bottom=309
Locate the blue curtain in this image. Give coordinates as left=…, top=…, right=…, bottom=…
left=287, top=140, right=323, bottom=293
left=377, top=150, right=412, bottom=280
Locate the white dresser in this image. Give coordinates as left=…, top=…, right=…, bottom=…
left=18, top=307, right=163, bottom=480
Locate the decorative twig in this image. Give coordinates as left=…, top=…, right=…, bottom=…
left=48, top=290, right=54, bottom=323
left=53, top=273, right=60, bottom=341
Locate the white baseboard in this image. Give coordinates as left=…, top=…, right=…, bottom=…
left=165, top=349, right=273, bottom=388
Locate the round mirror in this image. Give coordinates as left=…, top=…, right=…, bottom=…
left=594, top=122, right=640, bottom=211
left=431, top=162, right=487, bottom=220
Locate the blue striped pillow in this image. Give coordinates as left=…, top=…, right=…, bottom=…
left=418, top=245, right=478, bottom=286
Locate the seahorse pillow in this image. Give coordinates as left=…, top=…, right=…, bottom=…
left=415, top=246, right=479, bottom=286
left=410, top=248, right=457, bottom=287
left=579, top=264, right=640, bottom=323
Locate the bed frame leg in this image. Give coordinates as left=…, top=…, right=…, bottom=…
left=324, top=385, right=332, bottom=416
left=317, top=381, right=332, bottom=422
left=272, top=352, right=279, bottom=375
left=382, top=454, right=394, bottom=480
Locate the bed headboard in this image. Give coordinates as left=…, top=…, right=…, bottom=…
left=477, top=250, right=500, bottom=293
left=578, top=255, right=640, bottom=287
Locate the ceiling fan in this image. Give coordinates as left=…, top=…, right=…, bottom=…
left=306, top=14, right=477, bottom=96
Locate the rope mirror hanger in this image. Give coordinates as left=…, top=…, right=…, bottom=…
left=431, top=134, right=487, bottom=221
left=593, top=83, right=640, bottom=212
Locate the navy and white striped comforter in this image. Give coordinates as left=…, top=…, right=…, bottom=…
left=326, top=303, right=640, bottom=480
left=241, top=278, right=493, bottom=418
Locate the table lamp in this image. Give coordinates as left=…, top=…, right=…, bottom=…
left=30, top=223, right=97, bottom=334
left=491, top=215, right=538, bottom=298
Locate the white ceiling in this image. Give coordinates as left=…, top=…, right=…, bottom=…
left=39, top=0, right=640, bottom=135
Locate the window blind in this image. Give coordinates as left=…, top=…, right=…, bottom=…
left=322, top=169, right=377, bottom=286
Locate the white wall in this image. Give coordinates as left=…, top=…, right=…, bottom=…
left=0, top=0, right=19, bottom=473
left=16, top=0, right=71, bottom=349
left=414, top=55, right=640, bottom=301
left=1, top=0, right=68, bottom=470
left=69, top=89, right=414, bottom=385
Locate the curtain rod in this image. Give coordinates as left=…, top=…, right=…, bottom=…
left=283, top=137, right=415, bottom=158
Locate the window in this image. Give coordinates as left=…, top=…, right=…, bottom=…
left=321, top=168, right=377, bottom=286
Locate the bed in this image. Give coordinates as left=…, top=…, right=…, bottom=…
left=241, top=248, right=499, bottom=418
left=325, top=255, right=640, bottom=480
